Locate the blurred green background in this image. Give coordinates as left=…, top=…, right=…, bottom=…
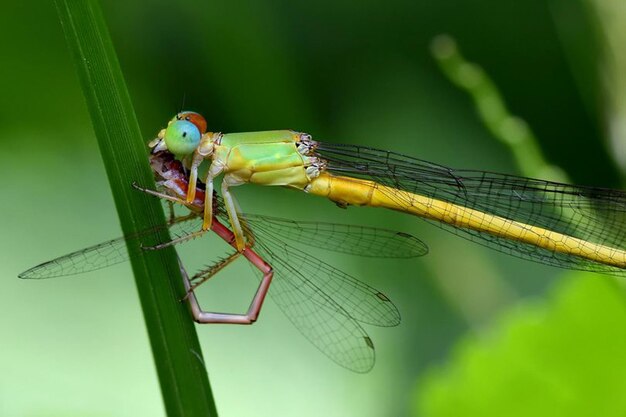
left=3, top=1, right=626, bottom=416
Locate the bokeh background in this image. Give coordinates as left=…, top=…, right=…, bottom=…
left=3, top=1, right=626, bottom=416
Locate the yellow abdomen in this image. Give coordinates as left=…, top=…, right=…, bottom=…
left=307, top=173, right=626, bottom=269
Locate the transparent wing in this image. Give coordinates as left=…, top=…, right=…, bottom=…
left=316, top=142, right=626, bottom=275
left=248, top=236, right=379, bottom=373
left=243, top=213, right=427, bottom=258
left=214, top=207, right=407, bottom=372
left=215, top=207, right=407, bottom=327
left=248, top=223, right=401, bottom=327
left=18, top=215, right=201, bottom=279
left=20, top=196, right=425, bottom=280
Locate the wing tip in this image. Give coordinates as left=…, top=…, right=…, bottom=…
left=18, top=267, right=40, bottom=279
left=395, top=231, right=429, bottom=257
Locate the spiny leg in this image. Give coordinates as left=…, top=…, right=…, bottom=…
left=179, top=218, right=274, bottom=324
left=137, top=180, right=274, bottom=323
left=221, top=174, right=246, bottom=251
left=135, top=179, right=272, bottom=321
left=133, top=182, right=238, bottom=251
left=185, top=251, right=242, bottom=296
left=143, top=229, right=208, bottom=251
left=133, top=182, right=211, bottom=250
left=132, top=182, right=190, bottom=206
left=133, top=177, right=248, bottom=250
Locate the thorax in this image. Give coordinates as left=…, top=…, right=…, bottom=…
left=212, top=130, right=316, bottom=188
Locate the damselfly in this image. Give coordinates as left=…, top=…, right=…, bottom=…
left=20, top=151, right=425, bottom=372
left=150, top=111, right=626, bottom=275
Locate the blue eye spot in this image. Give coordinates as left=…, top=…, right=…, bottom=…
left=164, top=120, right=201, bottom=155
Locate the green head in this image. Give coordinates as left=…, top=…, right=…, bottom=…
left=164, top=120, right=201, bottom=155
left=150, top=111, right=207, bottom=156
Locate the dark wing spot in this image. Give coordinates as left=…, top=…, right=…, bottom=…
left=376, top=292, right=391, bottom=302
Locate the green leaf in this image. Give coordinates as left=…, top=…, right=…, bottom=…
left=415, top=274, right=626, bottom=417
left=55, top=1, right=217, bottom=415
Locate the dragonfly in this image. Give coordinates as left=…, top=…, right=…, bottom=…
left=19, top=151, right=427, bottom=373
left=150, top=110, right=626, bottom=275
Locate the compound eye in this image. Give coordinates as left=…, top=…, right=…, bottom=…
left=176, top=111, right=207, bottom=134
left=164, top=120, right=201, bottom=155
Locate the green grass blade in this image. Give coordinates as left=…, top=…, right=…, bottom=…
left=55, top=1, right=218, bottom=415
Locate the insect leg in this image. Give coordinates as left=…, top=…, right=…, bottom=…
left=180, top=218, right=273, bottom=324
left=143, top=229, right=208, bottom=251
left=184, top=251, right=242, bottom=296
left=132, top=182, right=190, bottom=206
left=201, top=162, right=225, bottom=232
left=166, top=201, right=176, bottom=222
left=220, top=174, right=246, bottom=251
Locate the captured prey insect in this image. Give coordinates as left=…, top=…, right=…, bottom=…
left=19, top=152, right=427, bottom=372
left=151, top=110, right=626, bottom=275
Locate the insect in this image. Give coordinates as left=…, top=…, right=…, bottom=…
left=20, top=151, right=426, bottom=372
left=20, top=110, right=626, bottom=372
left=151, top=111, right=626, bottom=275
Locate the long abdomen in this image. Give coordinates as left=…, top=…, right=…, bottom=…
left=307, top=173, right=626, bottom=269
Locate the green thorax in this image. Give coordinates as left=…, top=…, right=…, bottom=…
left=213, top=130, right=311, bottom=189
left=219, top=130, right=296, bottom=147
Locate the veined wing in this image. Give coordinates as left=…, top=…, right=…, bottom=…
left=18, top=214, right=201, bottom=279
left=212, top=209, right=411, bottom=371
left=211, top=193, right=427, bottom=258
left=213, top=205, right=418, bottom=327
left=247, top=234, right=383, bottom=373
left=20, top=195, right=426, bottom=279
left=243, top=214, right=427, bottom=258
left=316, top=142, right=626, bottom=275
left=248, top=221, right=401, bottom=327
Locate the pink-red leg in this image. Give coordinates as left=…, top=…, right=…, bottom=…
left=183, top=217, right=273, bottom=324
left=134, top=181, right=274, bottom=324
